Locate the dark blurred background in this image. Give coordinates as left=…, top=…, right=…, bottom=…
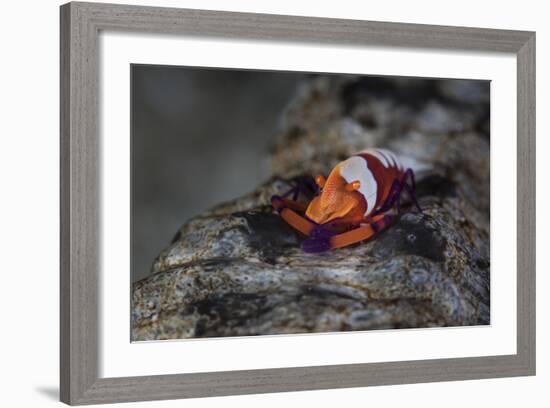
left=131, top=65, right=305, bottom=282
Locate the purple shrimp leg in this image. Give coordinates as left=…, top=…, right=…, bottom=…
left=372, top=179, right=402, bottom=216
left=282, top=176, right=319, bottom=201
left=302, top=217, right=350, bottom=253
left=301, top=225, right=337, bottom=253
left=401, top=169, right=422, bottom=213
left=372, top=168, right=422, bottom=216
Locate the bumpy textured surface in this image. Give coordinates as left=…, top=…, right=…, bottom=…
left=132, top=76, right=490, bottom=341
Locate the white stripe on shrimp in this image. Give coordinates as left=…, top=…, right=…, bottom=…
left=378, top=148, right=403, bottom=170
left=340, top=156, right=377, bottom=216
left=360, top=148, right=390, bottom=167
left=377, top=148, right=396, bottom=167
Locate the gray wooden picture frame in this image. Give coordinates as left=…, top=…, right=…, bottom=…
left=60, top=1, right=536, bottom=405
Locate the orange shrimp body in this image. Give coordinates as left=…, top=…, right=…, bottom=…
left=307, top=149, right=405, bottom=224
left=271, top=148, right=421, bottom=253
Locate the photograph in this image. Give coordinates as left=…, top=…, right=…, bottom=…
left=130, top=65, right=491, bottom=341
left=1, top=0, right=542, bottom=406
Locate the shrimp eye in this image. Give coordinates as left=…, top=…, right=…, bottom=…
left=315, top=175, right=326, bottom=188
left=345, top=180, right=361, bottom=192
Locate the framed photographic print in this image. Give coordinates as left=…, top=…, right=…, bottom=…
left=60, top=1, right=536, bottom=405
